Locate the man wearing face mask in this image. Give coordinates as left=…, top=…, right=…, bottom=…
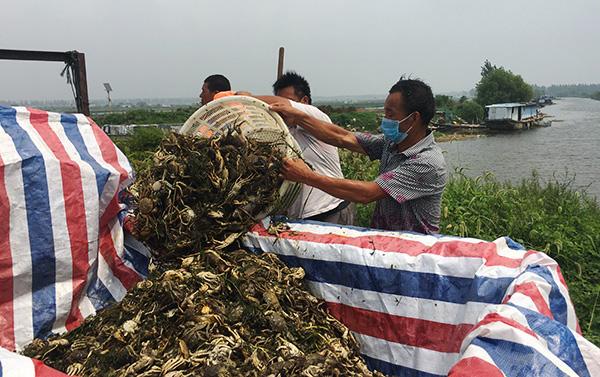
left=269, top=78, right=447, bottom=234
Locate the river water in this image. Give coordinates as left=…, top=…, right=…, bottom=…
left=440, top=97, right=600, bottom=201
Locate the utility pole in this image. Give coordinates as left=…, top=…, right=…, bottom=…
left=277, top=47, right=285, bottom=79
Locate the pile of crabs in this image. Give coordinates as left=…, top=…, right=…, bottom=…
left=23, top=130, right=382, bottom=377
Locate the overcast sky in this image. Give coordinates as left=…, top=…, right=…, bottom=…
left=2, top=0, right=599, bottom=101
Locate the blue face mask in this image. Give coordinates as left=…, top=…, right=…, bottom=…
left=380, top=112, right=415, bottom=143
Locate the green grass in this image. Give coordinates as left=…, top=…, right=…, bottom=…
left=93, top=106, right=196, bottom=126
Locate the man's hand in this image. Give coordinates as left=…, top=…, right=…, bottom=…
left=281, top=158, right=314, bottom=183
left=269, top=102, right=306, bottom=126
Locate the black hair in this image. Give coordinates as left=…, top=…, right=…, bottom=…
left=273, top=71, right=312, bottom=104
left=389, top=77, right=435, bottom=125
left=204, top=74, right=231, bottom=92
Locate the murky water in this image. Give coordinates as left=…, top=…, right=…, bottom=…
left=441, top=97, right=600, bottom=201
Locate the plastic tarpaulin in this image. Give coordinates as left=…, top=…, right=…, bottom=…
left=0, top=347, right=68, bottom=377
left=243, top=218, right=600, bottom=376
left=0, top=106, right=149, bottom=373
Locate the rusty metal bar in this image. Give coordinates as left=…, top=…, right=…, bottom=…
left=0, top=49, right=90, bottom=115
left=277, top=47, right=285, bottom=79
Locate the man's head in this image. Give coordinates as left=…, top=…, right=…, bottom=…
left=384, top=78, right=435, bottom=134
left=200, top=74, right=231, bottom=105
left=273, top=71, right=312, bottom=104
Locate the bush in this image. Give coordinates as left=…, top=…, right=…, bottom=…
left=435, top=95, right=456, bottom=109
left=129, top=126, right=164, bottom=153
left=434, top=96, right=483, bottom=124
left=112, top=126, right=165, bottom=173
left=339, top=149, right=379, bottom=227
left=329, top=112, right=380, bottom=132
left=454, top=100, right=485, bottom=123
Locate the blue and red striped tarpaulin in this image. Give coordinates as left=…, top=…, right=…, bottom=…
left=0, top=347, right=68, bottom=377
left=243, top=218, right=600, bottom=376
left=0, top=106, right=149, bottom=375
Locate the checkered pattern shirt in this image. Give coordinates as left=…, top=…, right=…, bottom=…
left=354, top=131, right=447, bottom=234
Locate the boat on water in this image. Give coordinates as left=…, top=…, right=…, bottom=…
left=430, top=110, right=484, bottom=131
left=483, top=102, right=550, bottom=130
left=534, top=95, right=555, bottom=107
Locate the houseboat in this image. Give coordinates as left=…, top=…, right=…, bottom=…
left=484, top=103, right=548, bottom=130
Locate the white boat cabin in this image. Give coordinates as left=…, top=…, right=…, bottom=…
left=485, top=103, right=539, bottom=122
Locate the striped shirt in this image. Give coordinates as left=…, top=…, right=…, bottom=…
left=355, top=131, right=447, bottom=234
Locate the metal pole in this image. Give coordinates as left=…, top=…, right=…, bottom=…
left=277, top=47, right=285, bottom=79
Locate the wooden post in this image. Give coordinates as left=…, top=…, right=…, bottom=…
left=73, top=52, right=90, bottom=116
left=277, top=47, right=285, bottom=79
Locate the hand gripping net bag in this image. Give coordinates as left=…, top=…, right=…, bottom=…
left=179, top=95, right=302, bottom=218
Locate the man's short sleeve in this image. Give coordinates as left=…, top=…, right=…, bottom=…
left=375, top=158, right=447, bottom=204
left=354, top=132, right=386, bottom=161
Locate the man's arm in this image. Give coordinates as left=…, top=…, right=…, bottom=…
left=252, top=95, right=290, bottom=105
left=232, top=92, right=291, bottom=106
left=269, top=102, right=366, bottom=155
left=235, top=94, right=367, bottom=154
left=282, top=158, right=386, bottom=204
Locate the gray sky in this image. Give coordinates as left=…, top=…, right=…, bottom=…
left=2, top=0, right=599, bottom=101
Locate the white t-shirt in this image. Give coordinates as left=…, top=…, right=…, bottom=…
left=286, top=101, right=345, bottom=218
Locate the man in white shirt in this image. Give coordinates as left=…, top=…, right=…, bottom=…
left=257, top=72, right=354, bottom=225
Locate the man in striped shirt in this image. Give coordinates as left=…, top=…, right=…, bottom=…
left=270, top=78, right=447, bottom=234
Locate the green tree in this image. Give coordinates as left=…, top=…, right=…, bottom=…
left=454, top=100, right=485, bottom=123
left=480, top=59, right=497, bottom=77
left=435, top=95, right=455, bottom=110
left=591, top=91, right=600, bottom=101
left=475, top=61, right=534, bottom=106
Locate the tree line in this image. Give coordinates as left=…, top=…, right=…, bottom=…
left=533, top=83, right=600, bottom=98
